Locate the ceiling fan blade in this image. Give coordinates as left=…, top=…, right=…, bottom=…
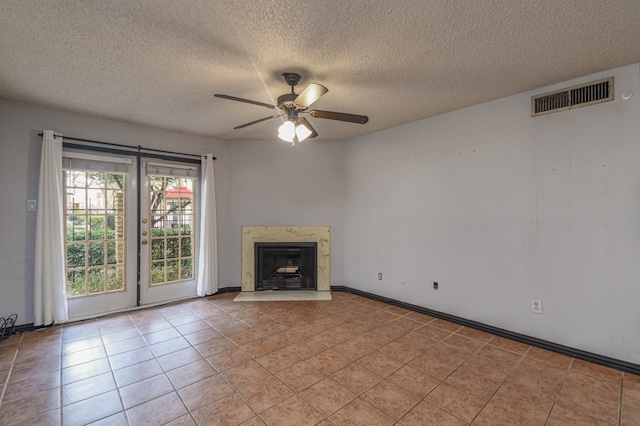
left=308, top=110, right=369, bottom=124
left=294, top=83, right=328, bottom=108
left=297, top=117, right=319, bottom=138
left=233, top=115, right=280, bottom=129
left=214, top=94, right=276, bottom=109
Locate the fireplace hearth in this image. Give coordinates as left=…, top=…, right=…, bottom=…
left=255, top=242, right=317, bottom=290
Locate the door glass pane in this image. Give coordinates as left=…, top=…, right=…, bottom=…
left=65, top=171, right=127, bottom=298
left=148, top=176, right=195, bottom=285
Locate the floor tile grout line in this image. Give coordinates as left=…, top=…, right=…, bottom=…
left=468, top=342, right=533, bottom=425
left=0, top=334, right=23, bottom=409
left=543, top=356, right=574, bottom=426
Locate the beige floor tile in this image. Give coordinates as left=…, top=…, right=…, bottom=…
left=260, top=395, right=324, bottom=426
left=157, top=346, right=204, bottom=372
left=356, top=351, right=404, bottom=378
left=442, top=333, right=486, bottom=353
left=62, top=390, right=122, bottom=426
left=526, top=346, right=574, bottom=368
left=547, top=404, right=611, bottom=426
left=621, top=404, right=640, bottom=426
left=377, top=340, right=422, bottom=364
left=486, top=335, right=530, bottom=354
left=299, top=377, right=357, bottom=416
left=444, top=368, right=500, bottom=400
left=276, top=361, right=327, bottom=392
left=490, top=383, right=554, bottom=423
left=407, top=352, right=458, bottom=380
left=62, top=371, right=116, bottom=406
left=240, top=337, right=282, bottom=358
left=330, top=397, right=395, bottom=426
left=332, top=339, right=375, bottom=360
left=426, top=382, right=486, bottom=423
left=119, top=374, right=174, bottom=409
left=387, top=364, right=441, bottom=398
left=207, top=347, right=253, bottom=372
left=166, top=358, right=218, bottom=389
left=222, top=359, right=271, bottom=390
left=557, top=384, right=620, bottom=424
left=125, top=392, right=188, bottom=425
left=504, top=368, right=563, bottom=401
left=0, top=388, right=61, bottom=425
left=476, top=343, right=524, bottom=367
left=461, top=354, right=513, bottom=382
left=473, top=402, right=539, bottom=426
left=191, top=381, right=254, bottom=423
left=257, top=348, right=303, bottom=373
left=112, top=358, right=163, bottom=387
left=331, top=362, right=383, bottom=394
left=239, top=376, right=294, bottom=413
left=361, top=379, right=422, bottom=420
left=571, top=359, right=623, bottom=381
left=285, top=338, right=327, bottom=359
left=427, top=342, right=472, bottom=365
left=413, top=324, right=452, bottom=341
left=307, top=348, right=352, bottom=375
left=400, top=400, right=467, bottom=426
left=177, top=373, right=234, bottom=412
left=1, top=370, right=60, bottom=403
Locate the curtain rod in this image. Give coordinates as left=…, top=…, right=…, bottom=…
left=38, top=133, right=216, bottom=160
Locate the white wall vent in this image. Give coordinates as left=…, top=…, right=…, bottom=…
left=531, top=77, right=613, bottom=117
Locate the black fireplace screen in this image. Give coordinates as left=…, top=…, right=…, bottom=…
left=255, top=242, right=317, bottom=290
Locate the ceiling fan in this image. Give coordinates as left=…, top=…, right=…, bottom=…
left=214, top=72, right=368, bottom=145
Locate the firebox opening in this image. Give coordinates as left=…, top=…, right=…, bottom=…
left=255, top=242, right=317, bottom=291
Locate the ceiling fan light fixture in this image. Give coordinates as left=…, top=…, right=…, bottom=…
left=295, top=122, right=313, bottom=141
left=277, top=120, right=296, bottom=142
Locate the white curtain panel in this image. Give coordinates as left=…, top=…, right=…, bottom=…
left=196, top=154, right=218, bottom=296
left=34, top=130, right=68, bottom=325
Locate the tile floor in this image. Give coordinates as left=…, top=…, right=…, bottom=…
left=0, top=291, right=639, bottom=425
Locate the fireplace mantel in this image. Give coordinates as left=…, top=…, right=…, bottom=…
left=241, top=226, right=330, bottom=292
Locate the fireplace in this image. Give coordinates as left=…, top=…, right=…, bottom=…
left=241, top=226, right=330, bottom=292
left=255, top=242, right=317, bottom=290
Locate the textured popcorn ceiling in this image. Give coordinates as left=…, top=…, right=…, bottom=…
left=1, top=0, right=639, bottom=141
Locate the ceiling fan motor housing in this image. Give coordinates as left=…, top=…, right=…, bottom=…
left=277, top=93, right=299, bottom=110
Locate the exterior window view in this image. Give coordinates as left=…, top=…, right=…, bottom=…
left=149, top=176, right=195, bottom=285
left=64, top=171, right=126, bottom=297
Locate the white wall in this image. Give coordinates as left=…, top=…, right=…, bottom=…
left=0, top=98, right=229, bottom=325
left=226, top=139, right=347, bottom=287
left=343, top=63, right=640, bottom=364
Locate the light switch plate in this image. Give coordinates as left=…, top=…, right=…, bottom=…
left=27, top=200, right=37, bottom=211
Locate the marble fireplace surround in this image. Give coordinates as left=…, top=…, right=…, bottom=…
left=241, top=226, right=330, bottom=292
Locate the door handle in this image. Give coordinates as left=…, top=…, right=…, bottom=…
left=141, top=239, right=148, bottom=245
left=141, top=231, right=147, bottom=236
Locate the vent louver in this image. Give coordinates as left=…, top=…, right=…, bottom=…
left=532, top=77, right=613, bottom=116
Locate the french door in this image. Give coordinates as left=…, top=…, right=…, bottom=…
left=63, top=152, right=199, bottom=320
left=138, top=160, right=198, bottom=305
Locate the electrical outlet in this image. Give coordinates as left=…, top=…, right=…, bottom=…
left=378, top=273, right=382, bottom=280
left=26, top=199, right=37, bottom=211
left=531, top=299, right=543, bottom=314
left=433, top=281, right=438, bottom=289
